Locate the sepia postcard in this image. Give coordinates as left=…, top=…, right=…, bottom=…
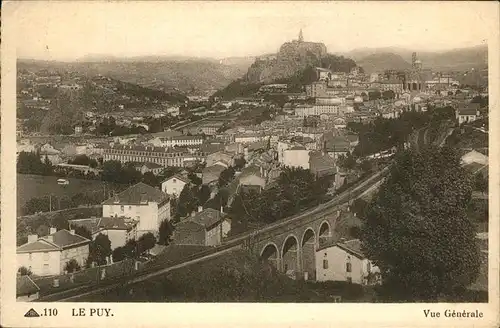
left=1, top=1, right=499, bottom=327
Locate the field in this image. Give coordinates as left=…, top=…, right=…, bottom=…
left=17, top=174, right=123, bottom=214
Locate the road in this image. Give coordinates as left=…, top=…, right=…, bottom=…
left=39, top=167, right=389, bottom=301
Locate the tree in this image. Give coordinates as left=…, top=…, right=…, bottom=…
left=361, top=146, right=480, bottom=301
left=112, top=246, right=126, bottom=262
left=159, top=166, right=182, bottom=180
left=351, top=198, right=368, bottom=218
left=74, top=226, right=92, bottom=240
left=159, top=220, right=174, bottom=246
left=233, top=158, right=246, bottom=171
left=123, top=239, right=138, bottom=259
left=360, top=160, right=373, bottom=174
left=18, top=266, right=32, bottom=276
left=474, top=173, right=488, bottom=194
left=138, top=232, right=156, bottom=254
left=368, top=91, right=381, bottom=101
left=64, top=259, right=81, bottom=273
left=52, top=214, right=69, bottom=231
left=188, top=172, right=202, bottom=185
left=89, top=233, right=112, bottom=266
left=176, top=185, right=199, bottom=219
left=382, top=90, right=395, bottom=100
left=69, top=155, right=97, bottom=167
left=338, top=153, right=356, bottom=172
left=142, top=172, right=159, bottom=188
left=197, top=185, right=211, bottom=205
left=17, top=151, right=47, bottom=175
left=218, top=167, right=235, bottom=188
left=101, top=160, right=123, bottom=183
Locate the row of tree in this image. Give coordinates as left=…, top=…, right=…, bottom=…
left=359, top=146, right=481, bottom=301
left=17, top=152, right=54, bottom=176
left=228, top=167, right=332, bottom=234
left=349, top=107, right=456, bottom=157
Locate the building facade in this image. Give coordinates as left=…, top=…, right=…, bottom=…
left=102, top=182, right=171, bottom=236
left=17, top=229, right=90, bottom=276
left=101, top=144, right=205, bottom=168
left=315, top=239, right=380, bottom=285
left=161, top=175, right=189, bottom=197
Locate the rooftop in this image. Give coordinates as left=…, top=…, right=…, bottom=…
left=17, top=229, right=91, bottom=253
left=102, top=182, right=169, bottom=206
left=189, top=208, right=226, bottom=230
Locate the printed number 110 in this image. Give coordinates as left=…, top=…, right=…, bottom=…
left=44, top=308, right=58, bottom=316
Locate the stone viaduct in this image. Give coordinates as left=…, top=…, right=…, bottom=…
left=225, top=167, right=389, bottom=280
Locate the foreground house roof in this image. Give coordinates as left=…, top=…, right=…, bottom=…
left=17, top=229, right=91, bottom=253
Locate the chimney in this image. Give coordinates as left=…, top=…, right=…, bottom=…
left=220, top=206, right=224, bottom=214
left=70, top=229, right=75, bottom=235
left=340, top=237, right=346, bottom=243
left=49, top=227, right=57, bottom=235
left=198, top=206, right=203, bottom=213
left=191, top=211, right=196, bottom=217
left=28, top=234, right=38, bottom=243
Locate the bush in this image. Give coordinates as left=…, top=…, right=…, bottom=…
left=18, top=266, right=32, bottom=276
left=64, top=259, right=81, bottom=273
left=112, top=247, right=126, bottom=262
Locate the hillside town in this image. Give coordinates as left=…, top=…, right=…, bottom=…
left=16, top=30, right=489, bottom=304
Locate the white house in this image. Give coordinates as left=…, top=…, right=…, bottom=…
left=17, top=228, right=90, bottom=277
left=102, top=182, right=171, bottom=237
left=315, top=239, right=380, bottom=285
left=68, top=216, right=138, bottom=250
left=161, top=174, right=190, bottom=197
left=282, top=146, right=310, bottom=170
left=235, top=133, right=264, bottom=144
left=457, top=103, right=480, bottom=124
left=39, top=143, right=63, bottom=165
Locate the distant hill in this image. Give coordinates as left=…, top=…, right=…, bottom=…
left=355, top=53, right=411, bottom=74
left=18, top=58, right=248, bottom=93
left=218, top=56, right=255, bottom=71
left=342, top=44, right=487, bottom=72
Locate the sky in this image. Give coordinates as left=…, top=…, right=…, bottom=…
left=10, top=1, right=494, bottom=61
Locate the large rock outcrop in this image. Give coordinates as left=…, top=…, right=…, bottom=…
left=245, top=35, right=328, bottom=84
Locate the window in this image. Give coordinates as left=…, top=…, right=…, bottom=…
left=346, top=262, right=352, bottom=273
left=43, top=252, right=49, bottom=261
left=323, top=260, right=329, bottom=269
left=121, top=205, right=124, bottom=212
left=173, top=179, right=176, bottom=183
left=129, top=206, right=132, bottom=210
left=28, top=253, right=32, bottom=261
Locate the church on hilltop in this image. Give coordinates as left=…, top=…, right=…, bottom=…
left=246, top=29, right=328, bottom=83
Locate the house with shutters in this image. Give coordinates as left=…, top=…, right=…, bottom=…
left=68, top=216, right=138, bottom=250
left=315, top=239, right=380, bottom=285
left=17, top=228, right=90, bottom=276
left=161, top=174, right=190, bottom=197
left=102, top=182, right=170, bottom=237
